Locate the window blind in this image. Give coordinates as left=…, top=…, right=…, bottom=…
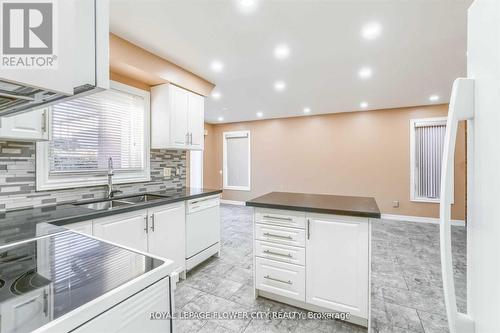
left=413, top=120, right=447, bottom=200
left=49, top=88, right=145, bottom=174
left=224, top=132, right=250, bottom=189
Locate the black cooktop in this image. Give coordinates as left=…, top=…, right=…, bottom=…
left=0, top=229, right=164, bottom=333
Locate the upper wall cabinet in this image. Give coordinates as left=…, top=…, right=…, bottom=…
left=151, top=84, right=205, bottom=150
left=0, top=108, right=49, bottom=141
left=0, top=0, right=109, bottom=117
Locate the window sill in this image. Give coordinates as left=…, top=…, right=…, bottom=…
left=223, top=186, right=251, bottom=191
left=35, top=172, right=151, bottom=192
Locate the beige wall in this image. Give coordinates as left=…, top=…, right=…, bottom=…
left=109, top=33, right=215, bottom=96
left=203, top=104, right=466, bottom=220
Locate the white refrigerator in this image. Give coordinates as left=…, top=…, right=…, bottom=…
left=439, top=1, right=500, bottom=333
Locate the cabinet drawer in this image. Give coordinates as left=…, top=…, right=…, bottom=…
left=255, top=208, right=306, bottom=229
left=255, top=257, right=305, bottom=302
left=255, top=240, right=305, bottom=266
left=255, top=224, right=306, bottom=247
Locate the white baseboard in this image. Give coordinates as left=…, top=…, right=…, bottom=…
left=220, top=199, right=246, bottom=206
left=381, top=214, right=465, bottom=226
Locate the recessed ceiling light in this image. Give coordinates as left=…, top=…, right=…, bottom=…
left=360, top=102, right=369, bottom=109
left=274, top=81, right=286, bottom=91
left=358, top=67, right=373, bottom=79
left=361, top=22, right=382, bottom=40
left=303, top=107, right=311, bottom=114
left=429, top=95, right=440, bottom=102
left=210, top=60, right=224, bottom=72
left=256, top=111, right=263, bottom=118
left=211, top=91, right=221, bottom=100
left=274, top=44, right=290, bottom=60
left=236, top=0, right=258, bottom=13
left=217, top=116, right=224, bottom=122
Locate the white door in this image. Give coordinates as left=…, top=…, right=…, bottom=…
left=460, top=1, right=500, bottom=332
left=170, top=85, right=189, bottom=147
left=0, top=108, right=48, bottom=141
left=188, top=93, right=204, bottom=149
left=93, top=212, right=148, bottom=252
left=148, top=203, right=186, bottom=274
left=306, top=213, right=369, bottom=319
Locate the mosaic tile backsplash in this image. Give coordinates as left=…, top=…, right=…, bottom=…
left=0, top=141, right=186, bottom=211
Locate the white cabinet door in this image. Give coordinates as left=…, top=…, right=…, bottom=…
left=147, top=202, right=186, bottom=274
left=93, top=211, right=148, bottom=252
left=65, top=220, right=93, bottom=235
left=188, top=93, right=204, bottom=150
left=169, top=85, right=189, bottom=148
left=0, top=108, right=48, bottom=141
left=305, top=213, right=369, bottom=319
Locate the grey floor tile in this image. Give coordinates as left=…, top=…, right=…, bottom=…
left=384, top=302, right=424, bottom=332
left=417, top=310, right=450, bottom=333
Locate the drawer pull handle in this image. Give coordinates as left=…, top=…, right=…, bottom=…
left=263, top=215, right=293, bottom=221
left=263, top=232, right=293, bottom=240
left=264, top=275, right=292, bottom=285
left=263, top=250, right=293, bottom=258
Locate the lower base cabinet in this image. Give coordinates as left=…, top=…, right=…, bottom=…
left=93, top=211, right=149, bottom=253
left=306, top=213, right=369, bottom=319
left=90, top=202, right=186, bottom=275
left=147, top=203, right=186, bottom=275
left=253, top=208, right=370, bottom=327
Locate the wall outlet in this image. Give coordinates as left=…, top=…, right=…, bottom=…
left=392, top=200, right=400, bottom=208
left=163, top=168, right=172, bottom=178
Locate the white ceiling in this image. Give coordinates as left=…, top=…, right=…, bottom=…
left=110, top=0, right=472, bottom=124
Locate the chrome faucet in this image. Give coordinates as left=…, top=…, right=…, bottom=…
left=107, top=157, right=122, bottom=199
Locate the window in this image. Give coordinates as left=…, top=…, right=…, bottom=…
left=36, top=81, right=150, bottom=190
left=410, top=117, right=452, bottom=202
left=223, top=131, right=251, bottom=191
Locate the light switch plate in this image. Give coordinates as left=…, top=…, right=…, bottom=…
left=392, top=201, right=400, bottom=208
left=163, top=168, right=171, bottom=178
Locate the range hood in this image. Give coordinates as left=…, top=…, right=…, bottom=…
left=0, top=0, right=109, bottom=117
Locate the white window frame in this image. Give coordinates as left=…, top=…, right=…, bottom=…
left=409, top=117, right=453, bottom=203
left=223, top=130, right=251, bottom=191
left=36, top=81, right=151, bottom=191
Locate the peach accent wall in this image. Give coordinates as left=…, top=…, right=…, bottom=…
left=109, top=33, right=215, bottom=96
left=203, top=104, right=466, bottom=220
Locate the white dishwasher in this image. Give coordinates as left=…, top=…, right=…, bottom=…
left=185, top=195, right=221, bottom=270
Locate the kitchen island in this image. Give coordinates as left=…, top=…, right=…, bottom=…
left=246, top=191, right=380, bottom=327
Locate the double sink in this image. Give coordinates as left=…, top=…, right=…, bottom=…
left=75, top=194, right=168, bottom=211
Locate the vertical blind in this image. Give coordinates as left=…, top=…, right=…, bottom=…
left=225, top=132, right=250, bottom=189
left=413, top=120, right=447, bottom=200
left=49, top=88, right=145, bottom=174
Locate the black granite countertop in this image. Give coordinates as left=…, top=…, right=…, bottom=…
left=0, top=188, right=222, bottom=247
left=246, top=191, right=381, bottom=218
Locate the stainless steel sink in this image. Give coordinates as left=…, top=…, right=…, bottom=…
left=75, top=194, right=167, bottom=211
left=78, top=200, right=133, bottom=211
left=115, top=194, right=166, bottom=204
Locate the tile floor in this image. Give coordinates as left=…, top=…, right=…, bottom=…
left=174, top=204, right=466, bottom=333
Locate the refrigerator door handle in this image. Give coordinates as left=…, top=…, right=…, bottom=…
left=440, top=78, right=475, bottom=333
